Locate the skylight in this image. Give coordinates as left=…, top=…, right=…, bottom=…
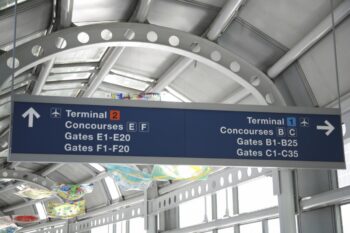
left=104, top=176, right=121, bottom=200
left=0, top=0, right=28, bottom=11
left=165, top=87, right=191, bottom=102
left=89, top=163, right=106, bottom=172
left=35, top=202, right=47, bottom=220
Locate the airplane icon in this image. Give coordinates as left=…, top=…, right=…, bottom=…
left=50, top=108, right=61, bottom=118
left=300, top=118, right=309, bottom=127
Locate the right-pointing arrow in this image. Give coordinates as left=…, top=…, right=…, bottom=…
left=317, top=120, right=335, bottom=136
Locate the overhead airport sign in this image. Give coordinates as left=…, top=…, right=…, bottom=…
left=10, top=95, right=345, bottom=169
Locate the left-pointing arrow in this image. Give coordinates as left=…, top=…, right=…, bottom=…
left=22, top=107, right=40, bottom=128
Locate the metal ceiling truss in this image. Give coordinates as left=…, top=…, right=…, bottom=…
left=0, top=23, right=285, bottom=105
left=0, top=168, right=63, bottom=213
left=16, top=168, right=350, bottom=233
left=147, top=0, right=245, bottom=96
left=17, top=167, right=272, bottom=232
left=0, top=168, right=56, bottom=190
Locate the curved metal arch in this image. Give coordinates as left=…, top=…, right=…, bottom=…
left=0, top=169, right=64, bottom=211
left=0, top=169, right=56, bottom=189
left=0, top=23, right=285, bottom=105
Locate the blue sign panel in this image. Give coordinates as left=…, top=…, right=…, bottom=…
left=10, top=95, right=345, bottom=169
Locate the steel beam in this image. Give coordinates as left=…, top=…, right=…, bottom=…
left=0, top=23, right=284, bottom=105
left=77, top=195, right=144, bottom=220
left=32, top=58, right=55, bottom=95
left=82, top=0, right=152, bottom=97
left=39, top=163, right=64, bottom=176
left=131, top=0, right=153, bottom=23
left=276, top=170, right=297, bottom=233
left=206, top=0, right=245, bottom=41
left=147, top=57, right=193, bottom=93
left=3, top=196, right=57, bottom=212
left=221, top=88, right=250, bottom=104
left=301, top=185, right=350, bottom=211
left=56, top=0, right=74, bottom=29
left=148, top=0, right=245, bottom=94
left=16, top=220, right=67, bottom=233
left=267, top=0, right=350, bottom=78
left=82, top=47, right=126, bottom=97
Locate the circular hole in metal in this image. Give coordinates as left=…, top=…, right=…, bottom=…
left=228, top=173, right=233, bottom=183
left=32, top=45, right=43, bottom=57
left=77, top=32, right=90, bottom=43
left=101, top=29, right=113, bottom=40
left=265, top=93, right=275, bottom=104
left=247, top=167, right=252, bottom=177
left=124, top=29, right=135, bottom=40
left=220, top=177, right=225, bottom=186
left=230, top=61, right=240, bottom=73
left=147, top=31, right=158, bottom=42
left=169, top=35, right=180, bottom=46
left=2, top=172, right=8, bottom=177
left=198, top=186, right=202, bottom=194
left=6, top=57, right=19, bottom=69
left=237, top=170, right=242, bottom=180
left=174, top=195, right=177, bottom=203
left=210, top=51, right=221, bottom=61
left=191, top=43, right=201, bottom=53
left=163, top=199, right=166, bottom=207
left=250, top=76, right=261, bottom=86
left=55, top=37, right=67, bottom=49
left=168, top=197, right=171, bottom=205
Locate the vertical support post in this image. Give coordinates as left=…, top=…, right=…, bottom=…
left=296, top=169, right=339, bottom=233
left=232, top=187, right=240, bottom=233
left=276, top=169, right=297, bottom=233
left=158, top=207, right=179, bottom=231
left=330, top=170, right=343, bottom=233
left=262, top=220, right=269, bottom=233
left=145, top=182, right=158, bottom=233
left=212, top=193, right=218, bottom=233
left=126, top=220, right=130, bottom=233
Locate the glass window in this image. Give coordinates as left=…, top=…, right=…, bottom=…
left=116, top=221, right=126, bottom=233
left=179, top=196, right=212, bottom=228
left=338, top=142, right=350, bottom=188
left=218, top=227, right=234, bottom=233
left=91, top=224, right=113, bottom=233
left=0, top=0, right=28, bottom=11
left=240, top=222, right=262, bottom=233
left=217, top=188, right=234, bottom=218
left=341, top=204, right=350, bottom=233
left=268, top=218, right=280, bottom=233
left=160, top=91, right=182, bottom=102
left=130, top=217, right=146, bottom=233
left=55, top=47, right=107, bottom=64
left=104, top=74, right=149, bottom=91
left=238, top=176, right=277, bottom=213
